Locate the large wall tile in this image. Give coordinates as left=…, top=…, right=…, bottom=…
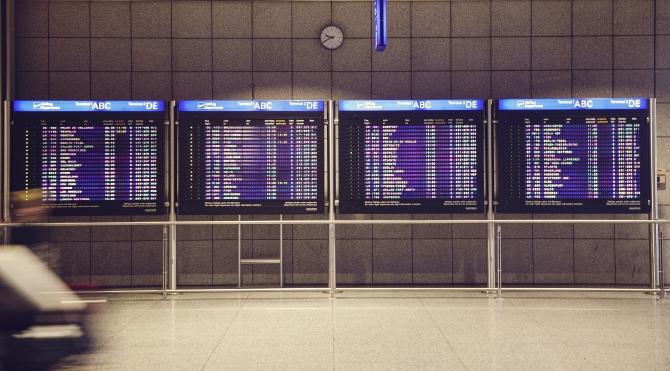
left=573, top=0, right=612, bottom=36
left=132, top=240, right=163, bottom=287
left=413, top=239, right=452, bottom=284
left=615, top=239, right=651, bottom=285
left=574, top=239, right=615, bottom=284
left=337, top=239, right=373, bottom=285
left=91, top=2, right=130, bottom=38
left=177, top=240, right=213, bottom=285
left=533, top=239, right=574, bottom=284
left=49, top=2, right=89, bottom=37
left=452, top=239, right=487, bottom=285
left=373, top=239, right=412, bottom=284
left=172, top=1, right=211, bottom=38
left=492, top=0, right=531, bottom=36
left=132, top=2, right=171, bottom=38
left=213, top=1, right=252, bottom=38
left=532, top=0, right=571, bottom=36
left=253, top=1, right=291, bottom=38
left=91, top=241, right=132, bottom=287
left=451, top=1, right=490, bottom=37
left=213, top=240, right=240, bottom=286
left=501, top=239, right=533, bottom=284
left=292, top=240, right=328, bottom=285
left=332, top=2, right=371, bottom=38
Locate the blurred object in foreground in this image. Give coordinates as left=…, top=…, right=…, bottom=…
left=10, top=188, right=52, bottom=272
left=0, top=245, right=90, bottom=370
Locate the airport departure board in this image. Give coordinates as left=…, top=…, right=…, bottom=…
left=495, top=98, right=651, bottom=213
left=11, top=101, right=167, bottom=216
left=338, top=100, right=486, bottom=213
left=177, top=100, right=325, bottom=214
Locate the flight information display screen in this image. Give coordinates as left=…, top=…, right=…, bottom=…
left=11, top=100, right=167, bottom=216
left=495, top=98, right=651, bottom=213
left=177, top=100, right=325, bottom=214
left=338, top=100, right=486, bottom=213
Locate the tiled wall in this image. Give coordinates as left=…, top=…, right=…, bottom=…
left=12, top=0, right=670, bottom=287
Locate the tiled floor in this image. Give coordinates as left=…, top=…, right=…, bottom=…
left=59, top=291, right=670, bottom=370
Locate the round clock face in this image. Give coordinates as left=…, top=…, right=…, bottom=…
left=320, top=26, right=343, bottom=50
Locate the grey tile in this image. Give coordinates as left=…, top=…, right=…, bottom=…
left=451, top=71, right=491, bottom=99
left=451, top=0, right=490, bottom=37
left=293, top=39, right=331, bottom=71
left=500, top=239, right=533, bottom=284
left=173, top=72, right=212, bottom=100
left=213, top=39, right=252, bottom=71
left=411, top=1, right=449, bottom=37
left=658, top=0, right=670, bottom=34
left=411, top=38, right=449, bottom=71
left=574, top=214, right=615, bottom=239
left=293, top=215, right=328, bottom=240
left=372, top=72, right=411, bottom=99
left=615, top=239, right=651, bottom=285
left=573, top=0, right=613, bottom=36
left=293, top=72, right=332, bottom=100
left=131, top=2, right=171, bottom=38
left=492, top=37, right=530, bottom=70
left=492, top=0, right=531, bottom=36
left=213, top=72, right=253, bottom=99
left=91, top=72, right=131, bottom=100
left=253, top=39, right=292, bottom=71
left=332, top=1, right=371, bottom=38
left=532, top=0, right=571, bottom=36
left=212, top=215, right=241, bottom=240
left=412, top=215, right=452, bottom=239
left=657, top=36, right=670, bottom=69
left=15, top=72, right=49, bottom=99
left=91, top=241, right=132, bottom=287
left=172, top=1, right=211, bottom=38
left=574, top=239, right=615, bottom=284
left=50, top=72, right=90, bottom=99
left=451, top=38, right=490, bottom=71
left=292, top=240, right=328, bottom=285
left=213, top=1, right=252, bottom=38
left=16, top=38, right=48, bottom=71
left=253, top=1, right=291, bottom=38
left=49, top=242, right=90, bottom=285
left=373, top=239, right=412, bottom=284
left=131, top=240, right=162, bottom=287
left=492, top=71, right=531, bottom=99
left=177, top=240, right=213, bottom=286
left=614, top=214, right=650, bottom=240
left=452, top=214, right=486, bottom=239
left=613, top=70, right=654, bottom=97
left=532, top=37, right=571, bottom=70
left=132, top=72, right=172, bottom=101
left=15, top=1, right=48, bottom=37
left=177, top=215, right=212, bottom=241
left=332, top=72, right=371, bottom=99
left=131, top=215, right=168, bottom=241
left=132, top=39, right=171, bottom=72
left=613, top=0, right=654, bottom=35
left=292, top=1, right=331, bottom=38
left=372, top=214, right=412, bottom=239
left=387, top=1, right=410, bottom=38
left=173, top=39, right=212, bottom=72
left=90, top=2, right=130, bottom=37
left=413, top=239, right=452, bottom=284
left=332, top=39, right=372, bottom=72
left=572, top=70, right=612, bottom=98
left=213, top=240, right=239, bottom=286
left=531, top=70, right=572, bottom=98
left=412, top=71, right=450, bottom=99
left=497, top=213, right=533, bottom=239
left=91, top=216, right=132, bottom=241
left=613, top=36, right=654, bottom=69
left=533, top=239, right=574, bottom=284
left=49, top=38, right=90, bottom=71
left=253, top=72, right=292, bottom=99
left=91, top=39, right=131, bottom=71
left=657, top=103, right=670, bottom=137
left=335, top=214, right=372, bottom=240
left=336, top=239, right=373, bottom=285
left=452, top=239, right=487, bottom=285
left=657, top=70, right=670, bottom=100
left=372, top=38, right=410, bottom=71
left=573, top=36, right=612, bottom=69
left=251, top=215, right=284, bottom=240
left=533, top=214, right=573, bottom=239
left=49, top=2, right=89, bottom=37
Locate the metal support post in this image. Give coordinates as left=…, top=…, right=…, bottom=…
left=650, top=99, right=658, bottom=291
left=169, top=101, right=177, bottom=291
left=162, top=225, right=168, bottom=297
left=279, top=214, right=284, bottom=287
left=486, top=100, right=496, bottom=293
left=659, top=229, right=665, bottom=300
left=237, top=215, right=242, bottom=287
left=328, top=101, right=336, bottom=298
left=496, top=225, right=502, bottom=299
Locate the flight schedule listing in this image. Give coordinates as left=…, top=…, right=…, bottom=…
left=496, top=98, right=651, bottom=213
left=11, top=101, right=166, bottom=215
left=338, top=100, right=485, bottom=213
left=178, top=100, right=325, bottom=214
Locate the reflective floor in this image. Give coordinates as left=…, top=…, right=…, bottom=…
left=58, top=291, right=670, bottom=370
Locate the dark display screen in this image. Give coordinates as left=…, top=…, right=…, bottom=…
left=11, top=101, right=167, bottom=216
left=177, top=100, right=325, bottom=214
left=495, top=98, right=651, bottom=213
left=338, top=100, right=486, bottom=213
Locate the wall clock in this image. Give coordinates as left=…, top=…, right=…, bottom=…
left=320, top=26, right=343, bottom=50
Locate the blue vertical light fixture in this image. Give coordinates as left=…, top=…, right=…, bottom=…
left=374, top=0, right=387, bottom=51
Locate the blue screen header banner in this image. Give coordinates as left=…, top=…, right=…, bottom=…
left=14, top=100, right=164, bottom=112
left=374, top=0, right=387, bottom=51
left=498, top=98, right=648, bottom=111
left=178, top=100, right=324, bottom=112
left=338, top=100, right=484, bottom=112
